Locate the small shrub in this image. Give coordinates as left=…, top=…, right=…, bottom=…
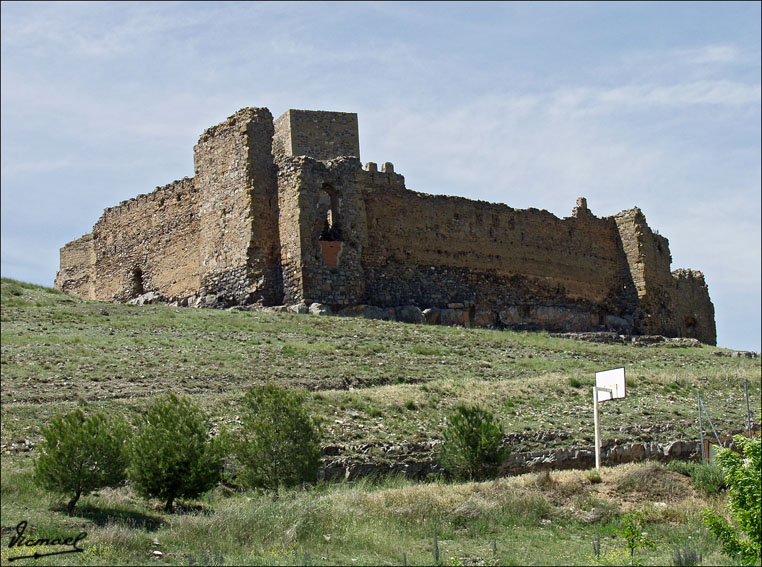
left=568, top=377, right=583, bottom=389
left=534, top=469, right=555, bottom=489
left=663, top=379, right=688, bottom=394
left=666, top=460, right=693, bottom=476
left=618, top=512, right=655, bottom=564
left=667, top=460, right=726, bottom=495
left=236, top=383, right=321, bottom=490
left=35, top=409, right=129, bottom=514
left=586, top=469, right=602, bottom=484
left=689, top=463, right=726, bottom=496
left=702, top=435, right=761, bottom=566
left=404, top=399, right=418, bottom=411
left=128, top=394, right=223, bottom=512
left=672, top=541, right=702, bottom=566
left=439, top=403, right=506, bottom=480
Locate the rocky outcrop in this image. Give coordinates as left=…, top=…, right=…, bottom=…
left=319, top=436, right=736, bottom=481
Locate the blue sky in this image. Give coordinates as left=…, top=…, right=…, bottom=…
left=2, top=1, right=760, bottom=351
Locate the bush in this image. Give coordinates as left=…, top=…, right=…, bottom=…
left=128, top=394, right=223, bottom=511
left=439, top=403, right=506, bottom=480
left=35, top=409, right=129, bottom=514
left=618, top=512, right=655, bottom=564
left=586, top=469, right=602, bottom=484
left=672, top=541, right=702, bottom=566
left=235, top=383, right=321, bottom=490
left=667, top=460, right=726, bottom=495
left=702, top=435, right=761, bottom=566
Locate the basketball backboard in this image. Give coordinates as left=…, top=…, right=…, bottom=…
left=595, top=367, right=626, bottom=401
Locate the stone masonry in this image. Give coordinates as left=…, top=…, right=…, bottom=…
left=55, top=107, right=716, bottom=344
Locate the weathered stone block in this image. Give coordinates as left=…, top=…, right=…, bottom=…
left=473, top=309, right=497, bottom=328
left=361, top=305, right=387, bottom=320
left=422, top=308, right=440, bottom=324
left=440, top=308, right=470, bottom=326
left=606, top=314, right=632, bottom=333
left=499, top=307, right=520, bottom=326
left=288, top=303, right=309, bottom=314
left=308, top=302, right=333, bottom=316
left=397, top=305, right=424, bottom=324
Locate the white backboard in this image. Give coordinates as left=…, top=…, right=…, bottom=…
left=595, top=367, right=626, bottom=401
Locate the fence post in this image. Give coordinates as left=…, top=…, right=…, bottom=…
left=698, top=391, right=706, bottom=464
left=745, top=379, right=753, bottom=438
left=700, top=394, right=722, bottom=446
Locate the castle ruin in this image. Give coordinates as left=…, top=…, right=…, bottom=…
left=55, top=107, right=716, bottom=344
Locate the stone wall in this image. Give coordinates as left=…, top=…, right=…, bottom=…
left=194, top=108, right=282, bottom=305
left=615, top=208, right=675, bottom=335
left=673, top=269, right=716, bottom=345
left=87, top=177, right=200, bottom=302
left=357, top=175, right=635, bottom=332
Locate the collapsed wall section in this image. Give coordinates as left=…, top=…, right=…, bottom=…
left=614, top=208, right=716, bottom=344
left=194, top=108, right=282, bottom=305
left=55, top=233, right=95, bottom=299
left=673, top=269, right=716, bottom=344
left=359, top=173, right=636, bottom=332
left=615, top=208, right=677, bottom=335
left=85, top=177, right=200, bottom=302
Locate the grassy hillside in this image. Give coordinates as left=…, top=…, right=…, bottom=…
left=1, top=278, right=760, bottom=565
left=2, top=278, right=758, bottom=456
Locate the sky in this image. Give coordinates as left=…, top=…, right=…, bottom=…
left=1, top=1, right=760, bottom=352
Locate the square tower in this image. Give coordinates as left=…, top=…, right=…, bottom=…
left=273, top=109, right=360, bottom=161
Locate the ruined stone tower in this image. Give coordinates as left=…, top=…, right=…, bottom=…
left=55, top=106, right=717, bottom=344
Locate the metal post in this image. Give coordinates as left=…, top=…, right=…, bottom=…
left=745, top=380, right=753, bottom=438
left=700, top=395, right=722, bottom=446
left=594, top=386, right=601, bottom=469
left=698, top=391, right=705, bottom=464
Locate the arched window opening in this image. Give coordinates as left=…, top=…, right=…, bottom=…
left=130, top=267, right=145, bottom=298
left=319, top=184, right=342, bottom=241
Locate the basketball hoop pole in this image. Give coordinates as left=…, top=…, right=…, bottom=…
left=592, top=367, right=625, bottom=471
left=593, top=386, right=612, bottom=470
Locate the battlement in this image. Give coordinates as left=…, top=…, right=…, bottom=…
left=273, top=109, right=359, bottom=161
left=105, top=177, right=195, bottom=217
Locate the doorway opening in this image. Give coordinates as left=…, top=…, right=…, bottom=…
left=130, top=267, right=145, bottom=298
left=319, top=184, right=342, bottom=241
